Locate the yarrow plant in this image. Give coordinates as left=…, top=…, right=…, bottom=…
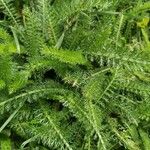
left=0, top=0, right=150, bottom=149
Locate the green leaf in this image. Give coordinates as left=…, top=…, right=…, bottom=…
left=42, top=47, right=87, bottom=65
left=139, top=129, right=150, bottom=150
left=0, top=136, right=11, bottom=150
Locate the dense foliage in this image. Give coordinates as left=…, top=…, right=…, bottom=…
left=0, top=0, right=150, bottom=149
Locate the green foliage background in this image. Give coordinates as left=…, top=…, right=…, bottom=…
left=0, top=0, right=150, bottom=149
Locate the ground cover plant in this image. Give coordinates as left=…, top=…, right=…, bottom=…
left=0, top=0, right=150, bottom=149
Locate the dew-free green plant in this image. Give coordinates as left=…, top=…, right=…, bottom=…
left=0, top=0, right=150, bottom=149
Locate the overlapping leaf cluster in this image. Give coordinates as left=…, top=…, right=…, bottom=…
left=0, top=0, right=150, bottom=149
